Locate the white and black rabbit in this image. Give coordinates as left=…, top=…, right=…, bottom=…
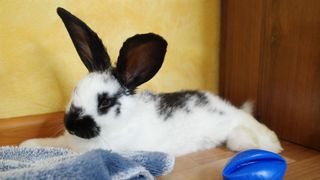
left=21, top=8, right=282, bottom=156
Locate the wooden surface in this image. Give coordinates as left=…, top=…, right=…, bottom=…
left=219, top=0, right=264, bottom=109
left=258, top=0, right=320, bottom=151
left=0, top=112, right=64, bottom=146
left=160, top=141, right=320, bottom=180
left=220, top=0, right=320, bottom=150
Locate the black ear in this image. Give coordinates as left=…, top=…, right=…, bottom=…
left=57, top=7, right=111, bottom=72
left=116, top=33, right=167, bottom=89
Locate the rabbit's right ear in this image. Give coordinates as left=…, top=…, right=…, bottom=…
left=57, top=8, right=111, bottom=72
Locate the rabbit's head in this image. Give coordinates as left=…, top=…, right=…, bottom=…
left=57, top=8, right=167, bottom=139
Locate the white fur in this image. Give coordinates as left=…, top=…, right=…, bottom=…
left=21, top=8, right=283, bottom=156
left=240, top=101, right=254, bottom=114
left=21, top=72, right=283, bottom=156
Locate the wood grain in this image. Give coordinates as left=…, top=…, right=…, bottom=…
left=0, top=112, right=64, bottom=146
left=220, top=0, right=320, bottom=150
left=219, top=0, right=264, bottom=111
left=259, top=0, right=320, bottom=150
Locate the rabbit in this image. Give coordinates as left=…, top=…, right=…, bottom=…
left=20, top=8, right=283, bottom=156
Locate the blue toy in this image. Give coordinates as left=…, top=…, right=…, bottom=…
left=223, top=149, right=287, bottom=180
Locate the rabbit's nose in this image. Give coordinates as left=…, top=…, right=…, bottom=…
left=64, top=104, right=83, bottom=123
left=64, top=107, right=100, bottom=139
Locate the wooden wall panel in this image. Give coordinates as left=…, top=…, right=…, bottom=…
left=259, top=0, right=320, bottom=150
left=220, top=0, right=320, bottom=150
left=220, top=0, right=264, bottom=111
left=0, top=112, right=64, bottom=146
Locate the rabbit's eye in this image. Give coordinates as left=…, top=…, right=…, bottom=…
left=99, top=99, right=112, bottom=108
left=97, top=93, right=116, bottom=114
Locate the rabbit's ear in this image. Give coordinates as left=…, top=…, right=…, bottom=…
left=116, top=33, right=167, bottom=89
left=57, top=8, right=111, bottom=72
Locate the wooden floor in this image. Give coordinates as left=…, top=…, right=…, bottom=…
left=159, top=141, right=320, bottom=180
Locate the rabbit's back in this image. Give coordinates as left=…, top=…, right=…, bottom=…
left=104, top=90, right=244, bottom=156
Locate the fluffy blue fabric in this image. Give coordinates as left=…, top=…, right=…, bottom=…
left=0, top=147, right=174, bottom=180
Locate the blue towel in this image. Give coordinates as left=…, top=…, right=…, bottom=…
left=0, top=146, right=175, bottom=180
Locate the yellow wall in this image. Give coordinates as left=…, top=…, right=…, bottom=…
left=0, top=0, right=220, bottom=118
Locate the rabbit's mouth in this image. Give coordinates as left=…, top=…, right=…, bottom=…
left=64, top=105, right=100, bottom=139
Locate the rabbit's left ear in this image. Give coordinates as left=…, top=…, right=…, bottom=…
left=57, top=7, right=111, bottom=72
left=116, top=33, right=167, bottom=89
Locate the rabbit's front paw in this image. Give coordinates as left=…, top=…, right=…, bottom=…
left=20, top=139, right=43, bottom=148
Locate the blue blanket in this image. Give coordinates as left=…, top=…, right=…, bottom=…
left=0, top=147, right=174, bottom=180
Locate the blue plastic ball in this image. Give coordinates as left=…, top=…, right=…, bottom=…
left=223, top=149, right=287, bottom=180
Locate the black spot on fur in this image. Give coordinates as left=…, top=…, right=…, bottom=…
left=97, top=93, right=118, bottom=115
left=97, top=91, right=126, bottom=117
left=157, top=91, right=209, bottom=120
left=64, top=105, right=100, bottom=139
left=184, top=107, right=191, bottom=114
left=115, top=106, right=121, bottom=116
